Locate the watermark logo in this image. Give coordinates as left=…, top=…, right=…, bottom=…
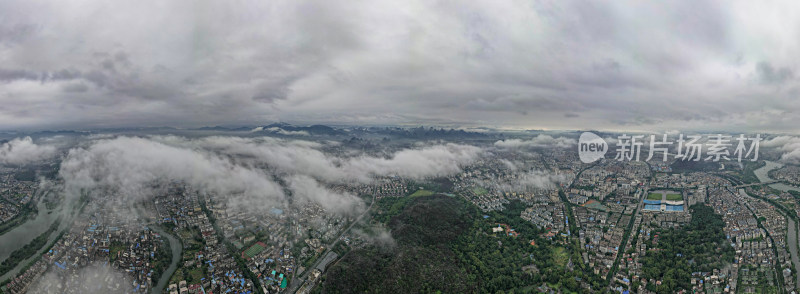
left=576, top=133, right=762, bottom=163
left=579, top=132, right=607, bottom=163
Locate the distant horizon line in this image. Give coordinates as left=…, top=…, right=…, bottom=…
left=0, top=123, right=786, bottom=137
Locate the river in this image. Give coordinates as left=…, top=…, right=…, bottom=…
left=149, top=225, right=181, bottom=294
left=0, top=190, right=60, bottom=261
left=0, top=192, right=182, bottom=293
left=753, top=160, right=800, bottom=288
left=0, top=189, right=78, bottom=281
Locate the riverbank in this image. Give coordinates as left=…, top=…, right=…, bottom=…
left=0, top=192, right=60, bottom=262
left=149, top=225, right=182, bottom=294
left=0, top=218, right=60, bottom=277
left=753, top=160, right=800, bottom=288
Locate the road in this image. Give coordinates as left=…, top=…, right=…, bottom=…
left=606, top=188, right=643, bottom=282
left=287, top=193, right=376, bottom=293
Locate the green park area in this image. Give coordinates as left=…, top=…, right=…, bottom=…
left=552, top=247, right=569, bottom=269
left=646, top=193, right=663, bottom=201
left=666, top=193, right=683, bottom=201
left=582, top=200, right=608, bottom=211
left=472, top=187, right=489, bottom=196
left=409, top=189, right=434, bottom=197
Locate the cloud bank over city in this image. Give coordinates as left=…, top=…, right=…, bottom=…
left=56, top=135, right=482, bottom=215
left=495, top=135, right=576, bottom=149
left=763, top=136, right=800, bottom=164
left=1, top=0, right=800, bottom=132
left=0, top=136, right=57, bottom=165
left=28, top=262, right=133, bottom=294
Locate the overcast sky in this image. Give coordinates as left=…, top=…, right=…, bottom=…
left=1, top=0, right=799, bottom=132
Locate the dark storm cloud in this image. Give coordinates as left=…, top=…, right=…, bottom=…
left=0, top=68, right=39, bottom=82
left=0, top=0, right=799, bottom=131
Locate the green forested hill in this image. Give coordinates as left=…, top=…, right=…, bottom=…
left=320, top=195, right=589, bottom=294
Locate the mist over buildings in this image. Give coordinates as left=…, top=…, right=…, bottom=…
left=50, top=134, right=484, bottom=217
left=27, top=262, right=133, bottom=294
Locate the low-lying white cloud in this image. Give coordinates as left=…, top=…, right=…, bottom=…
left=28, top=262, right=134, bottom=294
left=59, top=136, right=286, bottom=213
left=265, top=127, right=310, bottom=136
left=494, top=135, right=576, bottom=149
left=351, top=224, right=396, bottom=249
left=763, top=136, right=800, bottom=164
left=343, top=143, right=483, bottom=181
left=288, top=174, right=365, bottom=215
left=0, top=136, right=57, bottom=165
left=57, top=135, right=483, bottom=216
left=497, top=170, right=566, bottom=192
left=150, top=136, right=482, bottom=183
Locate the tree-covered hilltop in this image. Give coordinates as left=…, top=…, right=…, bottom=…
left=640, top=204, right=734, bottom=293
left=320, top=195, right=475, bottom=293
left=319, top=196, right=588, bottom=293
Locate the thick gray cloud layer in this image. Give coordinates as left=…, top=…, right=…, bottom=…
left=1, top=1, right=799, bottom=131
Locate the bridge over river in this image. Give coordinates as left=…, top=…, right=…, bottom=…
left=733, top=180, right=782, bottom=189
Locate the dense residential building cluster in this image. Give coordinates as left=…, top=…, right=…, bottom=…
left=5, top=201, right=166, bottom=293
left=360, top=178, right=408, bottom=198
left=452, top=152, right=571, bottom=212
left=520, top=202, right=566, bottom=233
left=0, top=176, right=36, bottom=223
left=771, top=165, right=800, bottom=185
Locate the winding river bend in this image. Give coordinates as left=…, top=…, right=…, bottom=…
left=0, top=190, right=67, bottom=282
left=0, top=191, right=59, bottom=261
left=753, top=160, right=800, bottom=288
left=149, top=225, right=181, bottom=294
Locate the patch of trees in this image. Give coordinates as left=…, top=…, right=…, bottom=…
left=322, top=196, right=473, bottom=293
left=323, top=197, right=593, bottom=293
left=640, top=204, right=734, bottom=293
left=150, top=234, right=172, bottom=282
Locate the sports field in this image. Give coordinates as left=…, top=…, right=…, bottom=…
left=472, top=187, right=489, bottom=196
left=666, top=193, right=682, bottom=201
left=409, top=189, right=434, bottom=197
left=243, top=242, right=266, bottom=259
left=646, top=193, right=662, bottom=200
